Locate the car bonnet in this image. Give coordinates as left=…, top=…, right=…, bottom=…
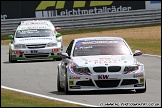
left=71, top=55, right=136, bottom=67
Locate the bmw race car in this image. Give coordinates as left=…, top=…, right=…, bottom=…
left=8, top=20, right=62, bottom=63
left=57, top=37, right=146, bottom=94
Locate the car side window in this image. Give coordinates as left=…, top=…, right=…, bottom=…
left=66, top=40, right=74, bottom=56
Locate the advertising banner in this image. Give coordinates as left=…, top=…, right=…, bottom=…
left=1, top=1, right=146, bottom=19
left=35, top=1, right=145, bottom=18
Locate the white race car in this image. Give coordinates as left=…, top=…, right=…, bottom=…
left=57, top=37, right=146, bottom=94
left=8, top=20, right=62, bottom=62
left=18, top=20, right=63, bottom=49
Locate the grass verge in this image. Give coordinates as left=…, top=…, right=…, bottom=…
left=1, top=88, right=83, bottom=107
left=1, top=23, right=161, bottom=40
left=125, top=39, right=161, bottom=55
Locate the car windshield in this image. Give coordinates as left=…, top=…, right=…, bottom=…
left=73, top=40, right=131, bottom=56
left=15, top=29, right=54, bottom=38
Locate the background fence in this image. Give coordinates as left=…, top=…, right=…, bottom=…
left=1, top=9, right=161, bottom=35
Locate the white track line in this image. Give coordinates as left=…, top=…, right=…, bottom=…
left=1, top=85, right=99, bottom=107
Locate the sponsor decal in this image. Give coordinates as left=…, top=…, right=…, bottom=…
left=135, top=73, right=144, bottom=78
left=69, top=80, right=74, bottom=85
left=94, top=58, right=120, bottom=64
left=98, top=75, right=109, bottom=80
left=140, top=78, right=144, bottom=84
left=123, top=71, right=133, bottom=74
left=81, top=40, right=118, bottom=45
left=19, top=38, right=53, bottom=41
left=85, top=77, right=90, bottom=80
left=52, top=48, right=59, bottom=52
left=21, top=21, right=49, bottom=25
left=69, top=76, right=80, bottom=79
left=134, top=84, right=144, bottom=87
left=31, top=50, right=38, bottom=53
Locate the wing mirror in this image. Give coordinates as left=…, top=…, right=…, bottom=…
left=56, top=27, right=61, bottom=31
left=56, top=33, right=62, bottom=37
left=133, top=50, right=142, bottom=56
left=60, top=53, right=71, bottom=59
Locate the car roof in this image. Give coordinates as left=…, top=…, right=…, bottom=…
left=74, top=37, right=125, bottom=41
left=16, top=24, right=53, bottom=30
left=20, top=20, right=52, bottom=25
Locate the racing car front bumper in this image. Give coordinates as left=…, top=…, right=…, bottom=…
left=10, top=47, right=62, bottom=60
left=66, top=72, right=145, bottom=91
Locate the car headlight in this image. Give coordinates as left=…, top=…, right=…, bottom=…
left=47, top=42, right=57, bottom=47
left=73, top=66, right=91, bottom=73
left=14, top=44, right=26, bottom=49
left=124, top=66, right=139, bottom=72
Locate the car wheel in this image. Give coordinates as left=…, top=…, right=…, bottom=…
left=64, top=71, right=71, bottom=94
left=9, top=50, right=17, bottom=63
left=135, top=80, right=146, bottom=93
left=55, top=58, right=62, bottom=61
left=9, top=51, right=11, bottom=62
left=57, top=71, right=64, bottom=92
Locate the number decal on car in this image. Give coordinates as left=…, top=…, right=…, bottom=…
left=31, top=50, right=38, bottom=53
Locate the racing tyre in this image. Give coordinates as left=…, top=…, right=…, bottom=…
left=9, top=51, right=17, bottom=63
left=57, top=71, right=64, bottom=92
left=55, top=58, right=62, bottom=61
left=135, top=80, right=146, bottom=93
left=64, top=71, right=71, bottom=94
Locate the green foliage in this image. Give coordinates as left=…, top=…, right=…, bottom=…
left=126, top=39, right=161, bottom=55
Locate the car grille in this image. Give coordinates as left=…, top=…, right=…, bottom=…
left=93, top=66, right=107, bottom=72
left=24, top=53, right=49, bottom=58
left=26, top=44, right=46, bottom=49
left=76, top=80, right=95, bottom=86
left=121, top=79, right=138, bottom=85
left=94, top=80, right=120, bottom=88
left=108, top=66, right=121, bottom=72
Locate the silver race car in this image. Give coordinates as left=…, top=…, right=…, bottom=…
left=57, top=37, right=146, bottom=94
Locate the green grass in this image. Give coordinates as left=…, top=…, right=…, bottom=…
left=60, top=23, right=161, bottom=35
left=1, top=88, right=83, bottom=107
left=125, top=39, right=161, bottom=55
